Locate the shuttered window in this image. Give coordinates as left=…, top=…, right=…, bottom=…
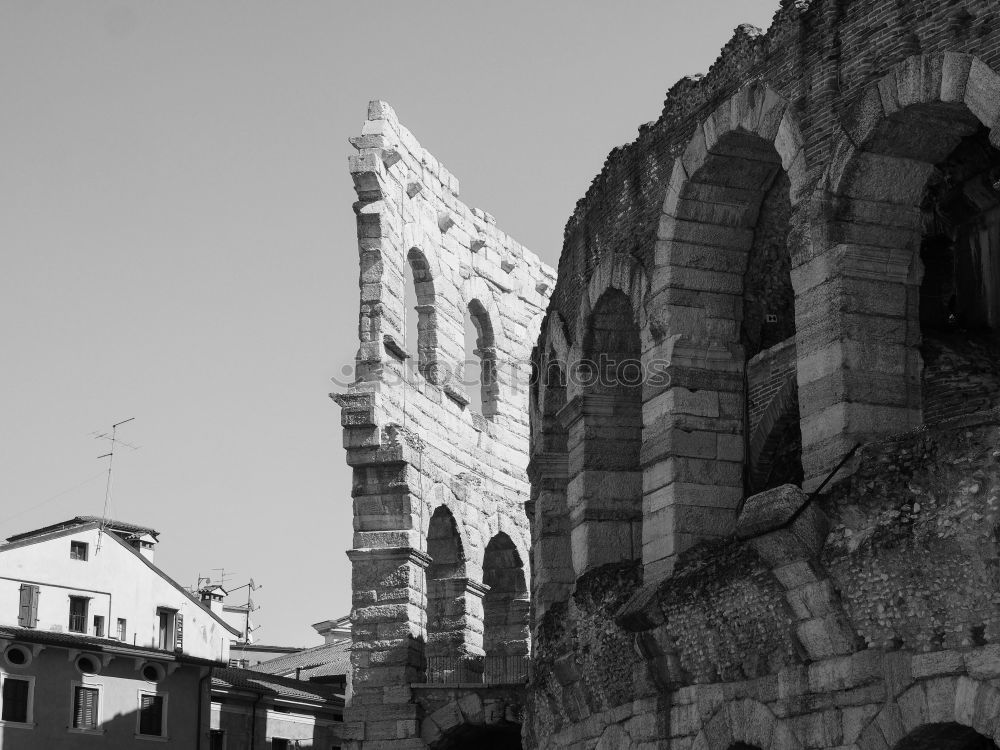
left=138, top=693, right=164, bottom=736
left=72, top=685, right=99, bottom=729
left=17, top=584, right=39, bottom=628
left=1, top=677, right=30, bottom=723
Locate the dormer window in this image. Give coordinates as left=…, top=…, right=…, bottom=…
left=70, top=541, right=88, bottom=561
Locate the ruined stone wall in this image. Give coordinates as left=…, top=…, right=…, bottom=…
left=527, top=416, right=1000, bottom=749
left=532, top=0, right=1000, bottom=590
left=337, top=101, right=554, bottom=749
left=528, top=0, right=1000, bottom=747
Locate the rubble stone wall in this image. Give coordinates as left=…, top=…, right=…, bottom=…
left=527, top=417, right=1000, bottom=749
left=337, top=101, right=554, bottom=749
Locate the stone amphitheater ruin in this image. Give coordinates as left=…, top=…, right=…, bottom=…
left=333, top=0, right=1000, bottom=747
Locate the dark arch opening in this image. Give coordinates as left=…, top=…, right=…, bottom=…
left=404, top=248, right=437, bottom=381
left=464, top=298, right=499, bottom=417
left=431, top=722, right=522, bottom=750
left=740, top=159, right=802, bottom=495
left=425, top=506, right=468, bottom=681
left=579, top=288, right=643, bottom=564
left=918, top=124, right=1000, bottom=425
left=730, top=744, right=764, bottom=750
left=482, top=533, right=529, bottom=684
left=894, top=722, right=999, bottom=750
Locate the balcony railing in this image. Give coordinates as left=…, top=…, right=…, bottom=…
left=425, top=654, right=528, bottom=685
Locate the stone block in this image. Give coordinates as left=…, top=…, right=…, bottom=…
left=911, top=650, right=964, bottom=679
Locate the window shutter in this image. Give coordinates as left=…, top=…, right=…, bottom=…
left=73, top=686, right=98, bottom=729
left=174, top=613, right=184, bottom=651
left=17, top=585, right=30, bottom=626
left=28, top=585, right=39, bottom=628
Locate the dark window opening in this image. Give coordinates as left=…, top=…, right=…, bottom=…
left=138, top=693, right=164, bottom=736
left=1, top=677, right=30, bottom=723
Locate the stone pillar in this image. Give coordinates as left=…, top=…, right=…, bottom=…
left=560, top=394, right=643, bottom=576
left=344, top=546, right=430, bottom=750
left=426, top=577, right=488, bottom=682
left=527, top=452, right=573, bottom=621
left=794, top=237, right=923, bottom=490
left=640, top=335, right=745, bottom=579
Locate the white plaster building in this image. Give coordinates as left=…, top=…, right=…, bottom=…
left=0, top=516, right=239, bottom=748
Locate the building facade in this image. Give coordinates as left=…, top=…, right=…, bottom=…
left=0, top=517, right=238, bottom=748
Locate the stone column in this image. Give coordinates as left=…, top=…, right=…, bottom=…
left=344, top=546, right=430, bottom=750
left=794, top=237, right=923, bottom=490
left=527, top=452, right=573, bottom=621
left=560, top=394, right=643, bottom=576
left=426, top=577, right=488, bottom=683
left=640, top=335, right=745, bottom=579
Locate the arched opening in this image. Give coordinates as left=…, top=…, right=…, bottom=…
left=404, top=248, right=437, bottom=380
left=811, top=56, right=1000, bottom=476
left=482, top=533, right=529, bottom=684
left=730, top=744, right=764, bottom=750
left=649, top=84, right=812, bottom=569
left=743, top=169, right=802, bottom=494
left=425, top=506, right=474, bottom=682
left=574, top=288, right=642, bottom=571
left=918, top=125, right=1000, bottom=424
left=894, top=722, right=999, bottom=750
left=431, top=722, right=522, bottom=750
left=464, top=299, right=499, bottom=417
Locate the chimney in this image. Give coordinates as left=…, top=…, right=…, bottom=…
left=199, top=586, right=226, bottom=615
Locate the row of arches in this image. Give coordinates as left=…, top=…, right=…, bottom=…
left=530, top=53, right=1000, bottom=600
left=401, top=245, right=501, bottom=418
left=424, top=506, right=529, bottom=684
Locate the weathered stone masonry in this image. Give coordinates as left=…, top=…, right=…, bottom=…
left=335, top=101, right=554, bottom=749
left=529, top=0, right=1000, bottom=748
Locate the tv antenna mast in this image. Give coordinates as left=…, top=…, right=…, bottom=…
left=93, top=417, right=138, bottom=552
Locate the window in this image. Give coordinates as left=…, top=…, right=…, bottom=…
left=17, top=584, right=39, bottom=628
left=1, top=675, right=32, bottom=723
left=68, top=597, right=88, bottom=633
left=209, top=729, right=225, bottom=750
left=272, top=739, right=289, bottom=750
left=156, top=609, right=178, bottom=650
left=93, top=615, right=105, bottom=638
left=137, top=693, right=165, bottom=737
left=72, top=685, right=99, bottom=730
left=70, top=540, right=88, bottom=560
left=116, top=618, right=127, bottom=641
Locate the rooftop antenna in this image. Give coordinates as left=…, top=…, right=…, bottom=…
left=94, top=417, right=136, bottom=553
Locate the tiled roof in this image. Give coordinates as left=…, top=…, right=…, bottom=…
left=5, top=516, right=158, bottom=543
left=212, top=667, right=344, bottom=705
left=254, top=638, right=351, bottom=681
left=0, top=625, right=218, bottom=665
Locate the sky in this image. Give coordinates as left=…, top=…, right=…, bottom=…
left=0, top=0, right=780, bottom=647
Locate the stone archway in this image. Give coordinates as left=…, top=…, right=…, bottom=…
left=857, top=677, right=1000, bottom=749
left=646, top=80, right=810, bottom=574
left=799, top=53, right=1000, bottom=486
left=689, top=698, right=801, bottom=750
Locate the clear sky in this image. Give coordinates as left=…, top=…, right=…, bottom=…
left=0, top=0, right=780, bottom=647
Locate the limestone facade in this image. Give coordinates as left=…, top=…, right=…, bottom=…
left=527, top=0, right=1000, bottom=748
left=335, top=101, right=553, bottom=749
